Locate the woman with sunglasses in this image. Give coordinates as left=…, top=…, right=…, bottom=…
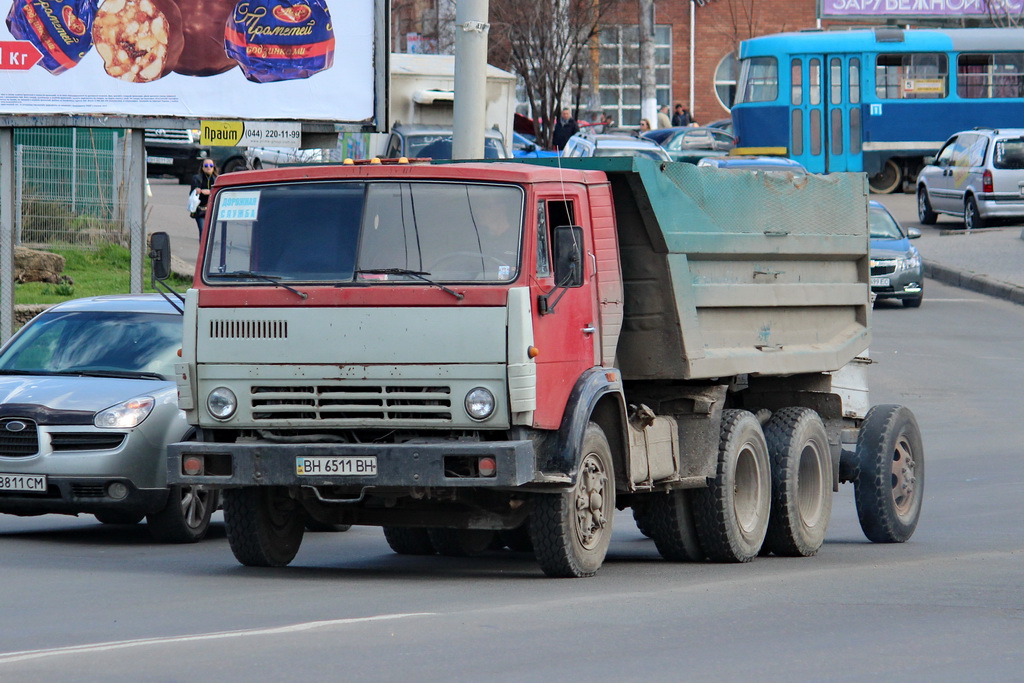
left=189, top=160, right=218, bottom=235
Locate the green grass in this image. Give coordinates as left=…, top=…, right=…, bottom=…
left=14, top=244, right=192, bottom=305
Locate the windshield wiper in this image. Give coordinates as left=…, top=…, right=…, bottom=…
left=66, top=370, right=168, bottom=381
left=208, top=271, right=308, bottom=300
left=355, top=269, right=464, bottom=301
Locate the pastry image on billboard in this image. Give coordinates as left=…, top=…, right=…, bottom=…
left=174, top=0, right=237, bottom=76
left=92, top=0, right=183, bottom=82
left=6, top=0, right=98, bottom=74
left=224, top=0, right=334, bottom=83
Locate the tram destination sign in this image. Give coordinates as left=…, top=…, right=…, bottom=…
left=821, top=0, right=1022, bottom=16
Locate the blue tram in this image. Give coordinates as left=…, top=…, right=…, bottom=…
left=731, top=28, right=1024, bottom=193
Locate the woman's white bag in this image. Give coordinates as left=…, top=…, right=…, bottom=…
left=187, top=188, right=201, bottom=213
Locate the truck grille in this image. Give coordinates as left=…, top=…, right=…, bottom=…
left=0, top=418, right=39, bottom=457
left=250, top=384, right=452, bottom=422
left=51, top=433, right=127, bottom=451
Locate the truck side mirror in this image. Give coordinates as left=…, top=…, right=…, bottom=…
left=552, top=225, right=584, bottom=288
left=149, top=231, right=172, bottom=282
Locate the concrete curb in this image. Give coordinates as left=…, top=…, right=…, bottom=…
left=924, top=260, right=1024, bottom=306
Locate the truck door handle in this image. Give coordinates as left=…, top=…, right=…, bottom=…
left=582, top=325, right=596, bottom=335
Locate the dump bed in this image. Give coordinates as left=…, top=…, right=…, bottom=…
left=519, top=157, right=871, bottom=380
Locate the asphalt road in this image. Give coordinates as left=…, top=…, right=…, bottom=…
left=2, top=280, right=1021, bottom=681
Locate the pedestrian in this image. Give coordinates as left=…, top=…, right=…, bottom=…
left=639, top=118, right=652, bottom=134
left=551, top=108, right=580, bottom=150
left=672, top=103, right=692, bottom=127
left=657, top=105, right=671, bottom=129
left=190, top=159, right=217, bottom=236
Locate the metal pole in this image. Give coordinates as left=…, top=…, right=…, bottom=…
left=689, top=0, right=696, bottom=118
left=639, top=0, right=657, bottom=127
left=0, top=127, right=15, bottom=343
left=127, top=128, right=145, bottom=294
left=452, top=0, right=489, bottom=159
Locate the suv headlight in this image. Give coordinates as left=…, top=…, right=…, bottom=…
left=95, top=396, right=155, bottom=428
left=465, top=387, right=496, bottom=420
left=207, top=387, right=238, bottom=420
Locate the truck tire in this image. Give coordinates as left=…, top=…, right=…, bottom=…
left=692, top=410, right=771, bottom=562
left=147, top=485, right=216, bottom=543
left=222, top=157, right=248, bottom=174
left=630, top=501, right=654, bottom=538
left=382, top=526, right=435, bottom=555
left=427, top=528, right=495, bottom=556
left=223, top=487, right=304, bottom=567
left=645, top=490, right=705, bottom=561
left=854, top=405, right=924, bottom=543
left=531, top=422, right=615, bottom=578
left=762, top=408, right=833, bottom=557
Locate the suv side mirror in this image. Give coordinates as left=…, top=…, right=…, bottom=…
left=907, top=227, right=921, bottom=239
left=923, top=155, right=936, bottom=166
left=149, top=231, right=172, bottom=282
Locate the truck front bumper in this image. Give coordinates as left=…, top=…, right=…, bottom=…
left=167, top=440, right=541, bottom=489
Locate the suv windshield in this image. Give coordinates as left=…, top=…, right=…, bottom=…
left=0, top=311, right=181, bottom=379
left=204, top=181, right=522, bottom=283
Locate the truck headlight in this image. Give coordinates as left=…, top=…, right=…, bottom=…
left=95, top=396, right=155, bottom=428
left=465, top=387, right=495, bottom=420
left=207, top=387, right=237, bottom=420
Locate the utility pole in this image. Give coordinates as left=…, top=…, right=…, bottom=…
left=638, top=0, right=657, bottom=127
left=452, top=0, right=489, bottom=159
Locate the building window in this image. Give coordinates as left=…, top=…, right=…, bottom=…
left=876, top=53, right=947, bottom=99
left=714, top=52, right=739, bottom=110
left=957, top=52, right=1024, bottom=99
left=597, top=25, right=672, bottom=127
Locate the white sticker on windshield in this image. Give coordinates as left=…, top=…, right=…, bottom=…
left=216, top=191, right=260, bottom=221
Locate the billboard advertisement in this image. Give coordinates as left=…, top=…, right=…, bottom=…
left=821, top=0, right=1023, bottom=16
left=0, top=0, right=379, bottom=122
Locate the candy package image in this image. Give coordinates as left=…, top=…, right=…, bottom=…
left=6, top=0, right=98, bottom=74
left=175, top=0, right=237, bottom=76
left=92, top=0, right=183, bottom=82
left=224, top=0, right=334, bottom=83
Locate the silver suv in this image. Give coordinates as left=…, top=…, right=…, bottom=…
left=917, top=128, right=1024, bottom=230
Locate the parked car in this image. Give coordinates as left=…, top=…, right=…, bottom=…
left=246, top=147, right=325, bottom=169
left=0, top=294, right=217, bottom=542
left=698, top=155, right=807, bottom=171
left=511, top=132, right=559, bottom=158
left=383, top=124, right=510, bottom=159
left=145, top=129, right=250, bottom=180
left=561, top=133, right=671, bottom=161
left=706, top=118, right=734, bottom=135
left=643, top=126, right=736, bottom=163
left=917, top=127, right=1024, bottom=230
left=869, top=200, right=923, bottom=308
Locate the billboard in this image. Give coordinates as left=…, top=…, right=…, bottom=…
left=0, top=0, right=381, bottom=123
left=821, top=0, right=1023, bottom=16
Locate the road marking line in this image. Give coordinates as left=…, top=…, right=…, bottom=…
left=0, top=612, right=435, bottom=665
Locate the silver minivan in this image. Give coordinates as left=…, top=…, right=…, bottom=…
left=917, top=128, right=1024, bottom=230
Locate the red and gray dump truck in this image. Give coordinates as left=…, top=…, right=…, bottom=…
left=151, top=156, right=923, bottom=577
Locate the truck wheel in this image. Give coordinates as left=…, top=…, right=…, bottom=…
left=630, top=500, right=654, bottom=538
left=147, top=485, right=216, bottom=543
left=531, top=422, right=615, bottom=578
left=223, top=487, right=304, bottom=567
left=222, top=157, right=247, bottom=174
left=645, top=490, right=705, bottom=561
left=762, top=408, right=833, bottom=557
left=917, top=187, right=937, bottom=225
left=94, top=511, right=144, bottom=525
left=854, top=405, right=924, bottom=543
left=428, top=528, right=496, bottom=556
left=382, top=526, right=435, bottom=555
left=692, top=410, right=771, bottom=562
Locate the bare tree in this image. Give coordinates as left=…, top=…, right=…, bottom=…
left=489, top=0, right=622, bottom=148
left=984, top=0, right=1024, bottom=26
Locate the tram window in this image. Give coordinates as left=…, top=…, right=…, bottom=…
left=850, top=59, right=861, bottom=104
left=876, top=53, right=947, bottom=99
left=737, top=57, right=778, bottom=103
left=810, top=109, right=822, bottom=156
left=957, top=53, right=1024, bottom=99
left=831, top=109, right=843, bottom=155
left=809, top=59, right=821, bottom=106
left=791, top=59, right=802, bottom=106
left=830, top=58, right=842, bottom=105
left=791, top=110, right=803, bottom=156
left=850, top=108, right=862, bottom=155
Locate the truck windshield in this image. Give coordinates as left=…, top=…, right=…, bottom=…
left=203, top=181, right=523, bottom=283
